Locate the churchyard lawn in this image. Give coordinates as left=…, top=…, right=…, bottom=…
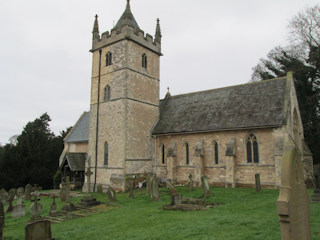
left=2, top=187, right=320, bottom=240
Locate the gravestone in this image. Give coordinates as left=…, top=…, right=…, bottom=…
left=277, top=146, right=311, bottom=240
left=49, top=194, right=57, bottom=217
left=0, top=189, right=8, bottom=206
left=30, top=193, right=42, bottom=219
left=25, top=220, right=54, bottom=240
left=311, top=164, right=320, bottom=202
left=188, top=174, right=194, bottom=191
left=6, top=197, right=14, bottom=213
left=151, top=175, right=160, bottom=201
left=0, top=198, right=4, bottom=240
left=61, top=176, right=76, bottom=212
left=25, top=187, right=32, bottom=201
left=97, top=185, right=103, bottom=194
left=85, top=168, right=93, bottom=193
left=25, top=184, right=33, bottom=192
left=8, top=188, right=16, bottom=199
left=60, top=184, right=67, bottom=202
left=146, top=174, right=152, bottom=195
left=129, top=186, right=134, bottom=199
left=201, top=176, right=211, bottom=198
left=17, top=194, right=23, bottom=205
left=170, top=194, right=182, bottom=205
left=166, top=180, right=177, bottom=195
left=12, top=205, right=26, bottom=218
left=17, top=187, right=24, bottom=196
left=106, top=186, right=117, bottom=202
left=255, top=173, right=261, bottom=193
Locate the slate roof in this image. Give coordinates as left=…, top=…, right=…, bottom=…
left=113, top=1, right=140, bottom=31
left=152, top=77, right=288, bottom=135
left=60, top=153, right=86, bottom=172
left=65, top=112, right=89, bottom=143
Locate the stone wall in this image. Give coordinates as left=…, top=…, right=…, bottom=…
left=154, top=128, right=285, bottom=188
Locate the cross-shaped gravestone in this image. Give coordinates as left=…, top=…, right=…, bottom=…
left=49, top=194, right=57, bottom=217
left=30, top=191, right=42, bottom=221
left=85, top=168, right=93, bottom=193
left=65, top=176, right=71, bottom=203
left=188, top=174, right=194, bottom=191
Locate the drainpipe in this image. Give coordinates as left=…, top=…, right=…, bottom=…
left=93, top=49, right=102, bottom=192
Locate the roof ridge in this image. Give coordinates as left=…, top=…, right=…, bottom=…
left=168, top=76, right=287, bottom=99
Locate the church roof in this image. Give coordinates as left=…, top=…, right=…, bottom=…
left=113, top=0, right=140, bottom=31
left=64, top=112, right=89, bottom=143
left=152, top=77, right=288, bottom=135
left=59, top=153, right=86, bottom=172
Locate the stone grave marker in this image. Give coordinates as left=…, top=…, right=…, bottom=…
left=277, top=146, right=311, bottom=240
left=312, top=164, right=320, bottom=202
left=49, top=194, right=57, bottom=217
left=30, top=186, right=42, bottom=221
left=151, top=175, right=160, bottom=201
left=97, top=185, right=103, bottom=194
left=170, top=194, right=182, bottom=205
left=0, top=198, right=4, bottom=240
left=201, top=176, right=211, bottom=198
left=188, top=174, right=194, bottom=191
left=61, top=176, right=76, bottom=211
left=146, top=173, right=152, bottom=194
left=0, top=189, right=8, bottom=206
left=12, top=204, right=26, bottom=218
left=17, top=193, right=23, bottom=205
left=166, top=180, right=177, bottom=195
left=60, top=183, right=67, bottom=202
left=106, top=186, right=117, bottom=202
left=6, top=197, right=14, bottom=213
left=17, top=187, right=24, bottom=196
left=25, top=187, right=32, bottom=201
left=255, top=173, right=261, bottom=193
left=8, top=188, right=16, bottom=199
left=85, top=167, right=93, bottom=193
left=129, top=186, right=134, bottom=199
left=25, top=220, right=54, bottom=240
left=25, top=184, right=33, bottom=192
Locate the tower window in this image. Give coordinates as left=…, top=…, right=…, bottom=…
left=104, top=85, right=111, bottom=101
left=142, top=53, right=147, bottom=68
left=161, top=144, right=165, bottom=164
left=104, top=141, right=109, bottom=165
left=106, top=52, right=112, bottom=66
left=185, top=143, right=189, bottom=165
left=246, top=134, right=259, bottom=163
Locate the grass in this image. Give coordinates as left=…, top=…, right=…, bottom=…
left=2, top=187, right=320, bottom=240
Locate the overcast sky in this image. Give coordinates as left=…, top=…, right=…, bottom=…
left=0, top=0, right=319, bottom=144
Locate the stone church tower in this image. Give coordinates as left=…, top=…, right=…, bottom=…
left=85, top=0, right=162, bottom=191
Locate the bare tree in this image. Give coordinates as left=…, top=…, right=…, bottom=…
left=289, top=5, right=320, bottom=48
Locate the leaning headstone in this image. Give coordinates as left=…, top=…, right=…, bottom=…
left=106, top=186, right=117, bottom=202
left=49, top=194, right=57, bottom=217
left=25, top=220, right=53, bottom=240
left=166, top=180, right=177, bottom=195
left=25, top=187, right=32, bottom=201
left=188, top=174, right=194, bottom=191
left=255, top=173, right=261, bottom=193
left=277, top=147, right=311, bottom=240
left=201, top=176, right=211, bottom=198
left=151, top=175, right=160, bottom=201
left=312, top=164, right=320, bottom=202
left=0, top=198, right=4, bottom=240
left=97, top=185, right=103, bottom=194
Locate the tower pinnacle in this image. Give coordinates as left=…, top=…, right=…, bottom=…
left=113, top=0, right=140, bottom=31
left=92, top=14, right=100, bottom=40
left=155, top=18, right=162, bottom=44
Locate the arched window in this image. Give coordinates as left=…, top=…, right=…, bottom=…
left=246, top=134, right=259, bottom=163
left=104, top=85, right=111, bottom=101
left=161, top=144, right=165, bottom=164
left=142, top=53, right=147, bottom=68
left=185, top=143, right=189, bottom=164
left=106, top=52, right=112, bottom=66
left=214, top=141, right=219, bottom=164
left=104, top=141, right=109, bottom=165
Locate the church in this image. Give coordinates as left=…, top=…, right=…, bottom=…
left=59, top=0, right=314, bottom=191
